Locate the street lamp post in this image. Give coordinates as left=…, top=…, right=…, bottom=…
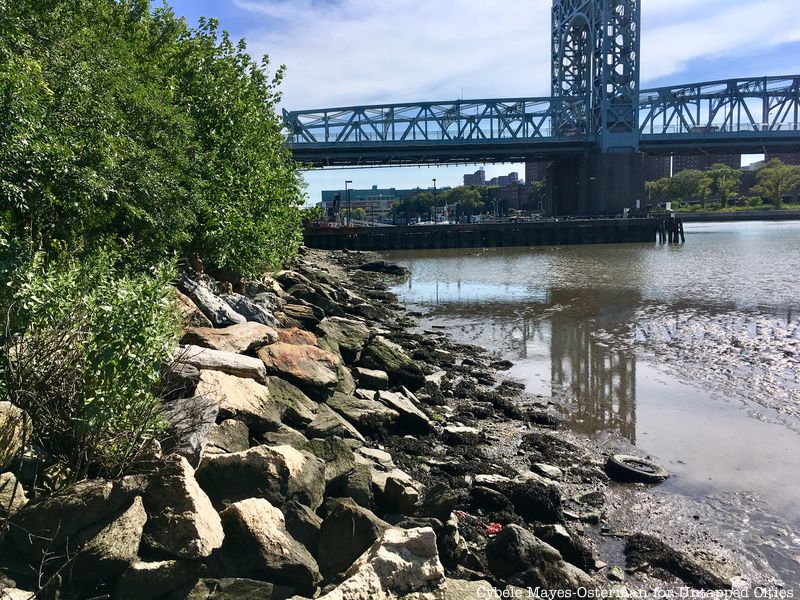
left=345, top=180, right=353, bottom=227
left=432, top=178, right=437, bottom=225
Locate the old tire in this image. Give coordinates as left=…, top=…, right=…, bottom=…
left=606, top=454, right=668, bottom=484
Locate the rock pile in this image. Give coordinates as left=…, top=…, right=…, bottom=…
left=0, top=249, right=735, bottom=598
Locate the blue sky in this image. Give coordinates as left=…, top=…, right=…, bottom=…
left=167, top=0, right=800, bottom=204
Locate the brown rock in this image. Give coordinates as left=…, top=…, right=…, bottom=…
left=256, top=343, right=341, bottom=398
left=182, top=323, right=279, bottom=354
left=278, top=327, right=318, bottom=346
left=142, top=455, right=224, bottom=559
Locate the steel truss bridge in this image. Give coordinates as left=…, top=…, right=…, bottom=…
left=284, top=75, right=800, bottom=167
left=283, top=0, right=800, bottom=214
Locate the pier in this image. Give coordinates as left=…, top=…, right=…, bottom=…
left=304, top=218, right=660, bottom=251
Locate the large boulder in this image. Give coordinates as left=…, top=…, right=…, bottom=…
left=0, top=472, right=28, bottom=517
left=197, top=445, right=325, bottom=510
left=178, top=275, right=246, bottom=327
left=142, top=455, right=225, bottom=559
left=161, top=394, right=219, bottom=467
left=182, top=323, right=278, bottom=354
left=303, top=437, right=358, bottom=488
left=0, top=402, right=30, bottom=471
left=178, top=345, right=267, bottom=383
left=304, top=405, right=365, bottom=444
left=221, top=293, right=280, bottom=328
left=326, top=392, right=399, bottom=435
left=282, top=302, right=325, bottom=329
left=316, top=527, right=444, bottom=600
left=218, top=498, right=321, bottom=594
left=502, top=471, right=563, bottom=523
left=376, top=390, right=430, bottom=432
left=318, top=498, right=390, bottom=577
left=257, top=343, right=341, bottom=400
left=355, top=260, right=410, bottom=276
left=278, top=328, right=318, bottom=346
left=357, top=337, right=426, bottom=391
left=283, top=499, right=323, bottom=557
left=287, top=284, right=345, bottom=318
left=10, top=477, right=145, bottom=562
left=316, top=318, right=371, bottom=364
left=353, top=367, right=389, bottom=391
left=72, top=496, right=147, bottom=582
left=203, top=420, right=250, bottom=458
left=486, top=524, right=593, bottom=590
left=117, top=560, right=204, bottom=600
left=195, top=370, right=317, bottom=433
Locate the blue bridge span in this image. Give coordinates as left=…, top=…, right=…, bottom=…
left=283, top=0, right=800, bottom=214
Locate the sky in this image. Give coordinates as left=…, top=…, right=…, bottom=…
left=167, top=0, right=800, bottom=205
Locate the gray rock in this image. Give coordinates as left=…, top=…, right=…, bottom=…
left=283, top=499, right=323, bottom=557
left=442, top=425, right=483, bottom=446
left=417, top=482, right=464, bottom=522
left=335, top=364, right=357, bottom=396
left=259, top=424, right=309, bottom=449
left=353, top=367, right=389, bottom=390
left=142, top=455, right=224, bottom=559
left=316, top=318, right=371, bottom=364
left=0, top=472, right=28, bottom=517
left=204, top=420, right=250, bottom=458
left=221, top=293, right=280, bottom=327
left=503, top=471, right=563, bottom=523
left=383, top=476, right=419, bottom=515
left=445, top=580, right=495, bottom=600
left=304, top=405, right=366, bottom=444
left=72, top=496, right=147, bottom=581
left=162, top=395, right=219, bottom=467
left=117, top=560, right=204, bottom=600
left=376, top=390, right=430, bottom=431
left=197, top=445, right=325, bottom=510
left=178, top=275, right=246, bottom=327
left=181, top=323, right=279, bottom=354
left=358, top=337, right=426, bottom=391
left=10, top=477, right=146, bottom=562
left=196, top=369, right=317, bottom=433
left=178, top=345, right=267, bottom=383
left=161, top=362, right=201, bottom=400
left=0, top=402, right=30, bottom=471
left=175, top=289, right=213, bottom=328
left=534, top=524, right=595, bottom=571
left=318, top=498, right=391, bottom=577
left=316, top=527, right=444, bottom=600
left=355, top=260, right=410, bottom=276
left=486, top=524, right=593, bottom=591
left=331, top=460, right=374, bottom=509
left=186, top=578, right=292, bottom=600
left=303, top=437, right=357, bottom=486
left=282, top=301, right=325, bottom=328
left=219, top=498, right=321, bottom=594
left=288, top=284, right=345, bottom=318
left=326, top=392, right=399, bottom=435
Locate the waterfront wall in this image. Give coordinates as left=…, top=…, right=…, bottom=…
left=679, top=210, right=800, bottom=223
left=304, top=218, right=658, bottom=251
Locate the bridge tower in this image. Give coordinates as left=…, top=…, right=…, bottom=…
left=548, top=0, right=644, bottom=215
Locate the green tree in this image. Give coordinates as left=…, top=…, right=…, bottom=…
left=439, top=187, right=483, bottom=216
left=708, top=163, right=741, bottom=206
left=0, top=0, right=303, bottom=276
left=666, top=169, right=711, bottom=207
left=752, top=159, right=800, bottom=207
left=645, top=178, right=669, bottom=203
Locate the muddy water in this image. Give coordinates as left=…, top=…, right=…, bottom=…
left=386, top=221, right=800, bottom=581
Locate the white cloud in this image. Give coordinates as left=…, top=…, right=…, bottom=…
left=225, top=0, right=800, bottom=203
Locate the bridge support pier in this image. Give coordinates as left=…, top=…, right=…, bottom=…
left=548, top=152, right=644, bottom=216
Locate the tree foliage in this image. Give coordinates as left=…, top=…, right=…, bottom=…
left=707, top=163, right=741, bottom=206
left=752, top=159, right=800, bottom=207
left=0, top=0, right=303, bottom=275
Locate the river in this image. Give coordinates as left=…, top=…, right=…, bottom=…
left=386, top=220, right=800, bottom=583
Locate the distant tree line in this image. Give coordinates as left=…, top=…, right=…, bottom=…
left=645, top=159, right=800, bottom=209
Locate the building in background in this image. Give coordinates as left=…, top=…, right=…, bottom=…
left=486, top=172, right=519, bottom=186
left=463, top=168, right=486, bottom=186
left=642, top=155, right=671, bottom=181
left=525, top=161, right=551, bottom=184
left=765, top=152, right=800, bottom=165
left=319, top=185, right=429, bottom=220
left=672, top=153, right=740, bottom=174
left=488, top=184, right=527, bottom=212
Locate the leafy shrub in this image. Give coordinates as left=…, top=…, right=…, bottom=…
left=0, top=244, right=179, bottom=482
left=0, top=0, right=303, bottom=276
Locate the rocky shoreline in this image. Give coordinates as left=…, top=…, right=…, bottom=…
left=0, top=248, right=746, bottom=599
